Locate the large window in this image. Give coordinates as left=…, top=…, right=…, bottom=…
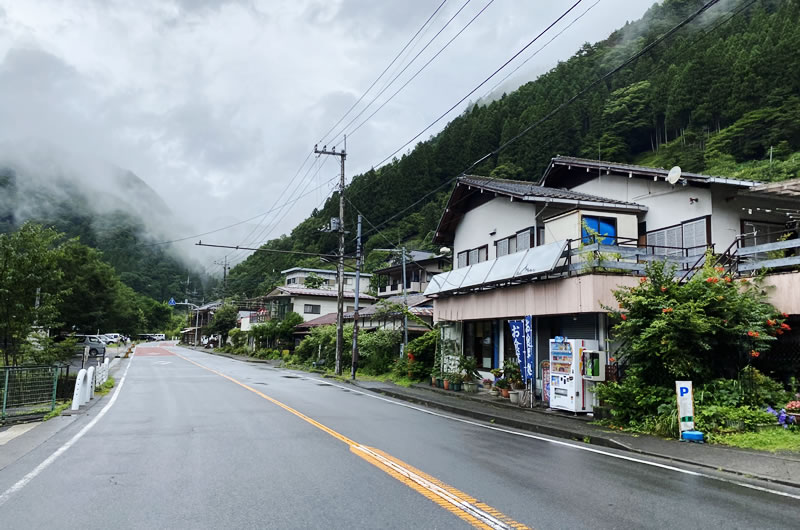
left=496, top=228, right=533, bottom=257
left=581, top=215, right=617, bottom=245
left=742, top=221, right=786, bottom=247
left=303, top=304, right=321, bottom=314
left=646, top=217, right=709, bottom=256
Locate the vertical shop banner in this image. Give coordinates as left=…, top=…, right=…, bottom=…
left=675, top=381, right=694, bottom=432
left=524, top=316, right=534, bottom=383
left=508, top=320, right=528, bottom=381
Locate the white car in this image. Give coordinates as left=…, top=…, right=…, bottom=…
left=103, top=333, right=121, bottom=344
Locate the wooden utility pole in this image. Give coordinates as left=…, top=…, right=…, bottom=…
left=314, top=137, right=347, bottom=375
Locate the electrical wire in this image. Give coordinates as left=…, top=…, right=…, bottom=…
left=369, top=0, right=585, bottom=169
left=317, top=0, right=449, bottom=146
left=326, top=0, right=481, bottom=148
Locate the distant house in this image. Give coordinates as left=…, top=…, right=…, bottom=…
left=261, top=268, right=375, bottom=322
left=181, top=300, right=222, bottom=345
left=427, top=156, right=800, bottom=390
left=344, top=294, right=434, bottom=336
left=372, top=251, right=448, bottom=298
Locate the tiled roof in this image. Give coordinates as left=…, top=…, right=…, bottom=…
left=295, top=312, right=338, bottom=329
left=459, top=175, right=645, bottom=208
left=274, top=286, right=376, bottom=300
left=545, top=156, right=757, bottom=187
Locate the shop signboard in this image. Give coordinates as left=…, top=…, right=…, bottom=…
left=508, top=320, right=528, bottom=381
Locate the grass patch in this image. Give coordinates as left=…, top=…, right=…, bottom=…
left=708, top=428, right=800, bottom=452
left=321, top=370, right=418, bottom=388
left=43, top=400, right=72, bottom=421
left=95, top=377, right=115, bottom=396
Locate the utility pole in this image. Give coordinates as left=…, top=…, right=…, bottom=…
left=214, top=255, right=230, bottom=300
left=402, top=246, right=408, bottom=355
left=314, top=137, right=347, bottom=375
left=351, top=215, right=362, bottom=380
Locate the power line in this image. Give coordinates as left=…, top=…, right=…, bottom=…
left=317, top=0, right=449, bottom=146
left=326, top=0, right=481, bottom=147
left=480, top=0, right=602, bottom=101
left=370, top=0, right=585, bottom=168
left=345, top=0, right=496, bottom=140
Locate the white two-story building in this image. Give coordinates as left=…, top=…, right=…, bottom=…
left=427, top=156, right=800, bottom=390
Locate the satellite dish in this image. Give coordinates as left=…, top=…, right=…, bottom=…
left=667, top=166, right=682, bottom=185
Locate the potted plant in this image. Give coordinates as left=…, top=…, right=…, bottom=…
left=459, top=356, right=480, bottom=393
left=431, top=368, right=439, bottom=387
left=786, top=400, right=800, bottom=421
left=482, top=378, right=493, bottom=390
left=494, top=377, right=510, bottom=398
left=451, top=373, right=463, bottom=392
left=443, top=373, right=451, bottom=390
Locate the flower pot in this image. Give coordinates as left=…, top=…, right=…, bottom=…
left=489, top=388, right=498, bottom=396
left=509, top=390, right=520, bottom=404
left=437, top=378, right=443, bottom=388
left=463, top=382, right=478, bottom=393
left=452, top=382, right=461, bottom=392
left=500, top=388, right=510, bottom=399
left=443, top=379, right=450, bottom=390
left=431, top=376, right=436, bottom=386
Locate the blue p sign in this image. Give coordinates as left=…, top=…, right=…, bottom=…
left=679, top=386, right=689, bottom=397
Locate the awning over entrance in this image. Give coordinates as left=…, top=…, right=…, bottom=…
left=424, top=240, right=568, bottom=297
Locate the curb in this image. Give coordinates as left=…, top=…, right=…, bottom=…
left=352, top=383, right=800, bottom=490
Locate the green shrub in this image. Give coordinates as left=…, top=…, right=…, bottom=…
left=695, top=405, right=776, bottom=433
left=595, top=375, right=673, bottom=424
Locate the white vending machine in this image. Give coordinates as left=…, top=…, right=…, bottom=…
left=548, top=337, right=605, bottom=413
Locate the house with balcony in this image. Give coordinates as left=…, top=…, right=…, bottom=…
left=262, top=267, right=375, bottom=322
left=373, top=251, right=448, bottom=298
left=427, top=157, right=800, bottom=393
left=344, top=294, right=434, bottom=335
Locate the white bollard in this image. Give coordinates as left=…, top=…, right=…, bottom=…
left=71, top=369, right=88, bottom=410
left=86, top=366, right=95, bottom=400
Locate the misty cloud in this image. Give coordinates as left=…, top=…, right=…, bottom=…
left=0, top=0, right=655, bottom=267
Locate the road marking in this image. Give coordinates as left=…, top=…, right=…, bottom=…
left=0, top=424, right=38, bottom=446
left=305, top=378, right=800, bottom=501
left=0, top=349, right=136, bottom=508
left=173, top=351, right=530, bottom=530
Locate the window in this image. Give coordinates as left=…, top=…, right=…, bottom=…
left=518, top=228, right=531, bottom=250
left=464, top=320, right=495, bottom=369
left=344, top=278, right=353, bottom=285
left=458, top=246, right=488, bottom=267
left=742, top=221, right=785, bottom=247
left=303, top=304, right=321, bottom=314
left=346, top=306, right=355, bottom=312
left=468, top=248, right=478, bottom=265
left=508, top=236, right=517, bottom=254
left=646, top=217, right=709, bottom=256
left=496, top=238, right=509, bottom=257
left=581, top=215, right=617, bottom=245
left=537, top=226, right=545, bottom=247
left=287, top=277, right=297, bottom=284
left=457, top=251, right=468, bottom=268
left=478, top=246, right=487, bottom=262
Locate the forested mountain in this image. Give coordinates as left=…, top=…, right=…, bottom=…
left=228, top=0, right=800, bottom=298
left=0, top=147, right=218, bottom=303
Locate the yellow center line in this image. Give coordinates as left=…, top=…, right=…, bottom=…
left=172, top=352, right=531, bottom=530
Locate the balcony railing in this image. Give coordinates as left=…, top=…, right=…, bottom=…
left=378, top=281, right=424, bottom=295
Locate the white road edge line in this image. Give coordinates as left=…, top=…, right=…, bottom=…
left=310, top=376, right=800, bottom=501
left=0, top=349, right=136, bottom=507
left=173, top=348, right=800, bottom=501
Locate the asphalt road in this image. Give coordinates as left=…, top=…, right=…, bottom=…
left=1, top=343, right=799, bottom=529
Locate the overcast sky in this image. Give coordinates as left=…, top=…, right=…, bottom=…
left=0, top=0, right=653, bottom=265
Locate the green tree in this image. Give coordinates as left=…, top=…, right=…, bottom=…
left=0, top=223, right=68, bottom=366
left=303, top=273, right=326, bottom=289
left=610, top=258, right=787, bottom=386
left=206, top=304, right=239, bottom=344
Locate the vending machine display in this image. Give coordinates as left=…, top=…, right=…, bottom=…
left=548, top=337, right=601, bottom=413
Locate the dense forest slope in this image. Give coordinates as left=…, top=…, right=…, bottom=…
left=0, top=144, right=215, bottom=302
left=227, top=0, right=800, bottom=297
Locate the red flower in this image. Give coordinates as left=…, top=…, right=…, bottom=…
left=715, top=266, right=724, bottom=273
left=662, top=307, right=673, bottom=314
left=747, top=330, right=759, bottom=338
left=782, top=312, right=789, bottom=318
left=706, top=277, right=719, bottom=284
left=620, top=314, right=627, bottom=321
left=781, top=323, right=792, bottom=331
left=640, top=277, right=647, bottom=284
left=750, top=350, right=760, bottom=358
left=660, top=286, right=667, bottom=292
left=725, top=276, right=732, bottom=283
left=741, top=278, right=749, bottom=283
left=778, top=329, right=785, bottom=335
left=767, top=319, right=776, bottom=327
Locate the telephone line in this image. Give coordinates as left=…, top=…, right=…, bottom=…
left=326, top=0, right=480, bottom=147
left=317, top=0, right=449, bottom=146
left=370, top=0, right=584, bottom=169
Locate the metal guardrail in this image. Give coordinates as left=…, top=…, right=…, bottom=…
left=1, top=366, right=58, bottom=420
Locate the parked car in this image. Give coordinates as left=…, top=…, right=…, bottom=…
left=75, top=335, right=107, bottom=357
left=103, top=333, right=121, bottom=344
